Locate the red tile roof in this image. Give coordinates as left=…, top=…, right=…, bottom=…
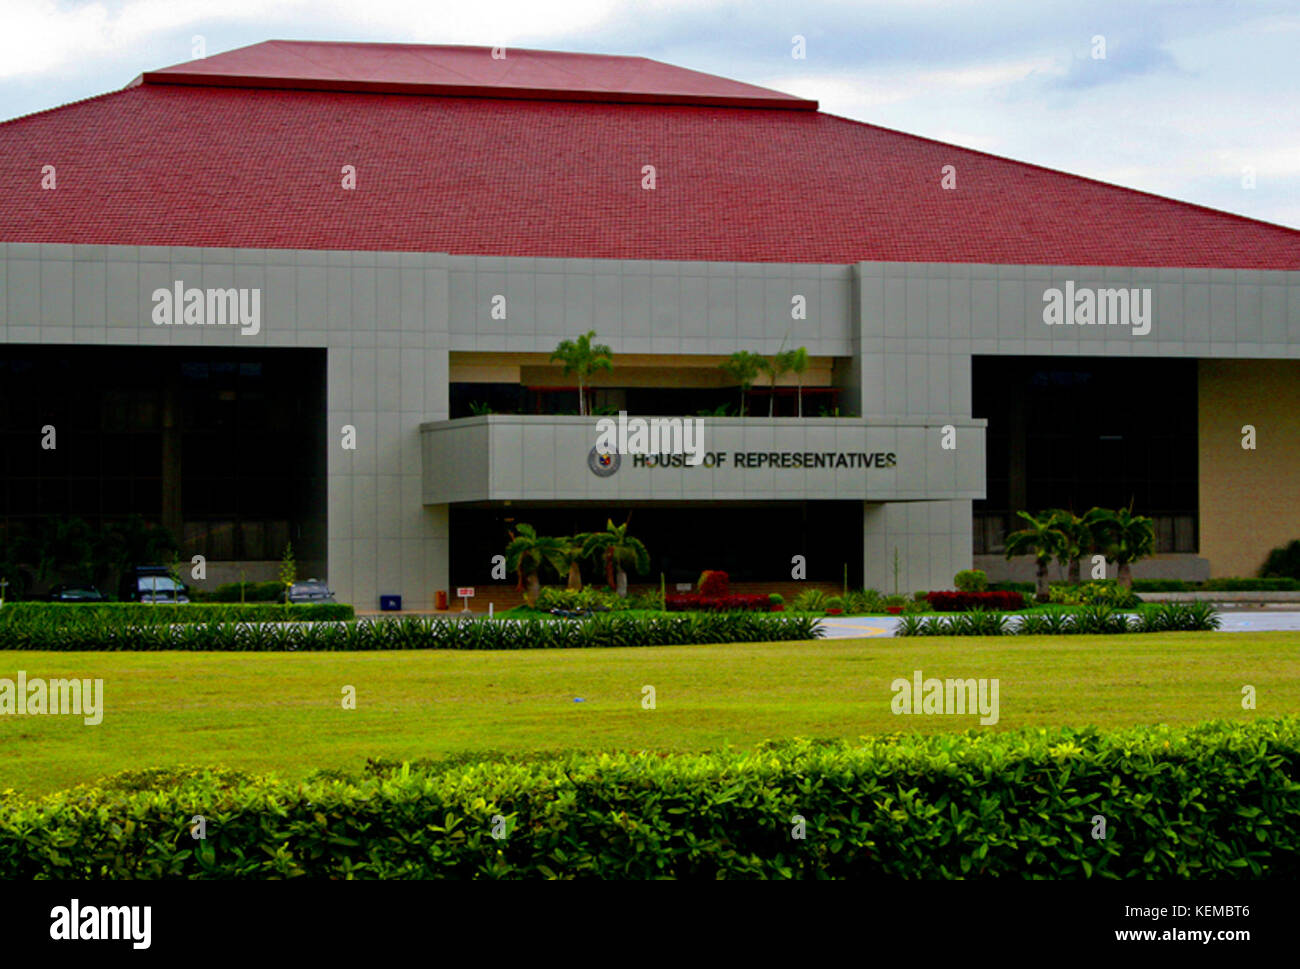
left=1, top=41, right=1297, bottom=268
left=138, top=40, right=818, bottom=109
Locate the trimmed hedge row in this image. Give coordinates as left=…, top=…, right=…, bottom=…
left=896, top=602, right=1220, bottom=636
left=0, top=602, right=355, bottom=625
left=924, top=590, right=1026, bottom=612
left=664, top=593, right=771, bottom=612
left=2, top=718, right=1296, bottom=878
left=0, top=612, right=822, bottom=651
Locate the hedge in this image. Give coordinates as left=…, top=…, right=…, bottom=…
left=897, top=602, right=1220, bottom=636
left=925, top=590, right=1025, bottom=612
left=664, top=593, right=770, bottom=612
left=0, top=611, right=822, bottom=651
left=0, top=602, right=355, bottom=626
left=2, top=718, right=1296, bottom=878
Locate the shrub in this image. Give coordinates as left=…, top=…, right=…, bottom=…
left=823, top=596, right=845, bottom=612
left=1131, top=579, right=1194, bottom=592
left=768, top=593, right=784, bottom=606
left=1073, top=605, right=1132, bottom=635
left=626, top=589, right=665, bottom=611
left=1203, top=577, right=1300, bottom=592
left=697, top=571, right=730, bottom=596
left=924, top=591, right=1025, bottom=612
left=1261, top=539, right=1300, bottom=580
left=663, top=594, right=771, bottom=613
left=9, top=720, right=1297, bottom=879
left=883, top=594, right=908, bottom=609
left=537, top=587, right=625, bottom=613
left=1048, top=581, right=1140, bottom=608
left=0, top=602, right=354, bottom=627
left=988, top=581, right=1035, bottom=594
left=792, top=589, right=829, bottom=612
left=953, top=569, right=988, bottom=592
left=0, top=612, right=820, bottom=652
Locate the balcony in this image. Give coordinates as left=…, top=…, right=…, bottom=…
left=421, top=414, right=985, bottom=504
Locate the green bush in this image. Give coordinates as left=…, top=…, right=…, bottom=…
left=536, top=587, right=627, bottom=613
left=0, top=602, right=354, bottom=627
left=768, top=593, right=784, bottom=606
left=792, top=589, right=829, bottom=612
left=1260, top=539, right=1300, bottom=580
left=4, top=719, right=1297, bottom=878
left=988, top=581, right=1035, bottom=594
left=1129, top=579, right=1192, bottom=592
left=953, top=569, right=988, bottom=592
left=1048, top=580, right=1140, bottom=608
left=1203, top=577, right=1300, bottom=591
left=823, top=596, right=845, bottom=612
left=896, top=602, right=1219, bottom=637
left=0, top=612, right=822, bottom=652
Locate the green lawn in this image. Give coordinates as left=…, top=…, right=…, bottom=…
left=2, top=631, right=1296, bottom=795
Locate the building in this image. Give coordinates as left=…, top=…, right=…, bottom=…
left=0, top=40, right=1298, bottom=607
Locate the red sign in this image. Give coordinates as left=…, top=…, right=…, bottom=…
left=456, top=587, right=475, bottom=598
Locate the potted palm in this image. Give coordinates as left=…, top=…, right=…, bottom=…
left=504, top=523, right=565, bottom=606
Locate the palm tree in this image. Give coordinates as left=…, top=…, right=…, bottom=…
left=549, top=330, right=613, bottom=417
left=786, top=346, right=809, bottom=417
left=720, top=351, right=765, bottom=417
left=555, top=534, right=593, bottom=591
left=1047, top=508, right=1092, bottom=585
left=759, top=344, right=792, bottom=417
left=1084, top=505, right=1155, bottom=589
left=504, top=523, right=566, bottom=605
left=1004, top=511, right=1066, bottom=600
left=581, top=518, right=650, bottom=598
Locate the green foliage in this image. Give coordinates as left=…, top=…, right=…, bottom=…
left=1205, top=576, right=1300, bottom=591
left=896, top=602, right=1219, bottom=637
left=536, top=587, right=624, bottom=613
left=278, top=542, right=297, bottom=593
left=720, top=350, right=765, bottom=416
left=791, top=589, right=829, bottom=612
left=549, top=330, right=613, bottom=416
left=0, top=602, right=355, bottom=646
left=953, top=569, right=988, bottom=592
left=1260, top=539, right=1300, bottom=580
left=1048, top=580, right=1141, bottom=608
left=0, top=610, right=820, bottom=652
left=581, top=519, right=651, bottom=593
left=5, top=719, right=1297, bottom=878
left=1131, top=579, right=1195, bottom=592
left=823, top=596, right=845, bottom=612
left=768, top=593, right=784, bottom=606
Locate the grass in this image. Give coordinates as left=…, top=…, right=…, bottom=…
left=2, top=631, right=1296, bottom=795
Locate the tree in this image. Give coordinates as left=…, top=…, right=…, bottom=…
left=549, top=331, right=613, bottom=417
left=555, top=534, right=593, bottom=591
left=720, top=351, right=765, bottom=417
left=785, top=346, right=810, bottom=417
left=102, top=515, right=178, bottom=585
left=1084, top=505, right=1155, bottom=589
left=759, top=345, right=792, bottom=417
left=279, top=541, right=297, bottom=607
left=504, top=523, right=566, bottom=605
left=29, top=516, right=98, bottom=586
left=1047, top=508, right=1092, bottom=585
left=581, top=518, right=650, bottom=598
left=1004, top=511, right=1066, bottom=600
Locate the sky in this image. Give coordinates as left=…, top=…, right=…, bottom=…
left=1, top=0, right=1297, bottom=229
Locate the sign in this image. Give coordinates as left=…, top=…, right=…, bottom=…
left=587, top=447, right=621, bottom=477
left=631, top=450, right=898, bottom=469
left=456, top=587, right=475, bottom=598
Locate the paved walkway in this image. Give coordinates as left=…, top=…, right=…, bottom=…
left=816, top=611, right=1300, bottom=639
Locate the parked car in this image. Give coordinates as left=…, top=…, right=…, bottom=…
left=122, top=565, right=190, bottom=604
left=47, top=584, right=108, bottom=603
left=285, top=579, right=335, bottom=604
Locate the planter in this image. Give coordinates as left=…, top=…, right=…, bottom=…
left=826, top=608, right=843, bottom=615
left=886, top=606, right=903, bottom=615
